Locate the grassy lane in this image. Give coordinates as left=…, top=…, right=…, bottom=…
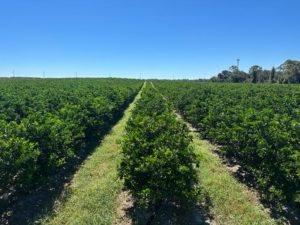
left=38, top=83, right=145, bottom=225
left=191, top=132, right=277, bottom=225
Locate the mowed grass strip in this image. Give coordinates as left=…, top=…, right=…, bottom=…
left=39, top=84, right=145, bottom=225
left=191, top=132, right=277, bottom=225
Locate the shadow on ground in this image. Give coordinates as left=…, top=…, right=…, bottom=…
left=120, top=192, right=213, bottom=225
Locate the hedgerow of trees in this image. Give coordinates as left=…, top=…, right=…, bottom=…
left=119, top=84, right=200, bottom=213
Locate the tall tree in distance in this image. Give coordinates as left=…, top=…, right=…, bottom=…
left=270, top=67, right=276, bottom=83
left=249, top=65, right=262, bottom=83
left=278, top=60, right=300, bottom=83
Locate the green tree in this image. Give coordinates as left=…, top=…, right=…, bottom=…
left=270, top=67, right=276, bottom=83
left=278, top=60, right=300, bottom=83
left=249, top=65, right=262, bottom=83
left=216, top=70, right=232, bottom=82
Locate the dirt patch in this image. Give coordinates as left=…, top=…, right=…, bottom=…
left=114, top=190, right=134, bottom=225
left=225, top=164, right=240, bottom=173
left=174, top=113, right=198, bottom=132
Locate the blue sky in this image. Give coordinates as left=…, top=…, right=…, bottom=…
left=0, top=0, right=299, bottom=79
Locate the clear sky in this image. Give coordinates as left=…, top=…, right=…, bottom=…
left=0, top=0, right=299, bottom=79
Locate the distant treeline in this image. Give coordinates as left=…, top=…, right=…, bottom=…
left=210, top=59, right=300, bottom=84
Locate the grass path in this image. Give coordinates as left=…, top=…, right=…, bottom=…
left=38, top=83, right=145, bottom=225
left=191, top=132, right=277, bottom=225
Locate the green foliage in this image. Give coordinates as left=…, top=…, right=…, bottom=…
left=154, top=81, right=300, bottom=208
left=119, top=85, right=199, bottom=208
left=0, top=120, right=39, bottom=190
left=0, top=78, right=142, bottom=194
left=278, top=60, right=300, bottom=83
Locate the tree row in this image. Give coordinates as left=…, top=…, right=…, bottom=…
left=119, top=83, right=199, bottom=218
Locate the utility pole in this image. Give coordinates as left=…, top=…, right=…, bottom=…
left=12, top=70, right=15, bottom=78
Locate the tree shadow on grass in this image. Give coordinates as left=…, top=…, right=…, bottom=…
left=122, top=192, right=213, bottom=225
left=221, top=150, right=300, bottom=225
left=0, top=102, right=132, bottom=225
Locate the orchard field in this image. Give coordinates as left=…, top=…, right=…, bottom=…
left=0, top=78, right=299, bottom=225
left=0, top=78, right=143, bottom=222
left=153, top=81, right=300, bottom=208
